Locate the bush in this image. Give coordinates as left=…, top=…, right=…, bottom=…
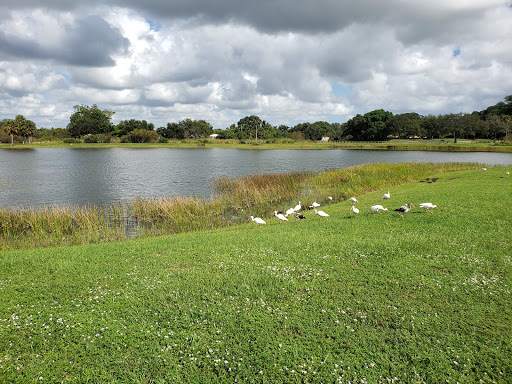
left=125, top=129, right=160, bottom=143
left=63, top=138, right=81, bottom=144
left=83, top=134, right=98, bottom=143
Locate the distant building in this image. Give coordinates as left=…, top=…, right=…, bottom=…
left=321, top=136, right=330, bottom=142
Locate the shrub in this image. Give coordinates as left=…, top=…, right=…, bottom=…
left=63, top=138, right=81, bottom=144
left=125, top=129, right=160, bottom=143
left=83, top=134, right=98, bottom=143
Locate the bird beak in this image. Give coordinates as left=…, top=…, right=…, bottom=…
left=410, top=203, right=416, bottom=208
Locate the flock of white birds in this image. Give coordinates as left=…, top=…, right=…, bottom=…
left=248, top=189, right=439, bottom=225
left=249, top=168, right=510, bottom=225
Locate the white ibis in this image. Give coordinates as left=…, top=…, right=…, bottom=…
left=482, top=168, right=487, bottom=172
left=394, top=203, right=415, bottom=219
left=294, top=212, right=306, bottom=220
left=371, top=205, right=389, bottom=214
left=349, top=197, right=358, bottom=203
left=313, top=208, right=329, bottom=219
left=382, top=191, right=391, bottom=200
left=293, top=201, right=302, bottom=212
left=310, top=201, right=321, bottom=208
left=506, top=171, right=510, bottom=176
left=351, top=205, right=359, bottom=218
left=285, top=207, right=295, bottom=216
left=249, top=216, right=266, bottom=225
left=328, top=196, right=333, bottom=200
left=419, top=203, right=438, bottom=213
left=272, top=210, right=288, bottom=222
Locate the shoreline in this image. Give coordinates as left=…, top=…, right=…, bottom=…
left=1, top=140, right=512, bottom=152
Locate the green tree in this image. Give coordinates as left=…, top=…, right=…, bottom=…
left=237, top=115, right=263, bottom=142
left=157, top=123, right=184, bottom=139
left=420, top=115, right=442, bottom=139
left=67, top=104, right=114, bottom=138
left=344, top=110, right=393, bottom=141
left=486, top=114, right=508, bottom=142
left=303, top=121, right=334, bottom=141
left=388, top=113, right=422, bottom=139
left=114, top=119, right=154, bottom=137
left=15, top=115, right=37, bottom=144
left=2, top=118, right=17, bottom=144
left=179, top=119, right=213, bottom=139
left=0, top=115, right=36, bottom=144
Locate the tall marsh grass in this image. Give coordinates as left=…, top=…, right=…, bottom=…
left=0, top=162, right=480, bottom=250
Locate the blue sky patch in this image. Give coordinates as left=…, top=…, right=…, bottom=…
left=331, top=83, right=353, bottom=96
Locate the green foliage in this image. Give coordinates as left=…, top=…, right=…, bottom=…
left=67, top=104, right=114, bottom=138
left=122, top=128, right=160, bottom=143
left=0, top=115, right=36, bottom=144
left=114, top=119, right=154, bottom=137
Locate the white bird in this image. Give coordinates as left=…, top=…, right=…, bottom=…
left=371, top=205, right=389, bottom=213
left=272, top=210, right=288, bottom=222
left=249, top=216, right=266, bottom=225
left=311, top=201, right=321, bottom=208
left=285, top=207, right=295, bottom=216
left=419, top=203, right=438, bottom=213
left=394, top=203, right=415, bottom=219
left=382, top=191, right=391, bottom=199
left=506, top=171, right=510, bottom=176
left=351, top=205, right=359, bottom=218
left=313, top=208, right=329, bottom=219
left=328, top=196, right=333, bottom=200
left=349, top=197, right=358, bottom=203
left=482, top=168, right=487, bottom=172
left=293, top=201, right=302, bottom=212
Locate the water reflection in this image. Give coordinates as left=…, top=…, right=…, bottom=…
left=1, top=148, right=511, bottom=208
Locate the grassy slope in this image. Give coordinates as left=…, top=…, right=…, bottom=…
left=0, top=167, right=511, bottom=383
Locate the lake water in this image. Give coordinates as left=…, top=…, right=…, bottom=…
left=1, top=148, right=511, bottom=208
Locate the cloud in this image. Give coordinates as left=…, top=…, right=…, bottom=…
left=0, top=9, right=129, bottom=66
left=0, top=1, right=511, bottom=129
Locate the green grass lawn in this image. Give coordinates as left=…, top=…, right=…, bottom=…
left=0, top=167, right=511, bottom=383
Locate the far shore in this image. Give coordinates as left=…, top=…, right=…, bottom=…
left=1, top=138, right=512, bottom=152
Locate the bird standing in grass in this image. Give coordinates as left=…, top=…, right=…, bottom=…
left=419, top=203, right=438, bottom=213
left=382, top=191, right=390, bottom=199
left=371, top=205, right=388, bottom=214
left=313, top=208, right=329, bottom=219
left=249, top=216, right=266, bottom=225
left=349, top=197, right=358, bottom=203
left=285, top=207, right=295, bottom=216
left=272, top=210, right=288, bottom=222
left=293, top=201, right=302, bottom=212
left=294, top=212, right=306, bottom=220
left=394, top=203, right=415, bottom=219
left=351, top=205, right=359, bottom=218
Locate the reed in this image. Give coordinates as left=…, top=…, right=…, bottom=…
left=0, top=162, right=480, bottom=250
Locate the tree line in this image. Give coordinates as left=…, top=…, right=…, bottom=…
left=1, top=96, right=511, bottom=144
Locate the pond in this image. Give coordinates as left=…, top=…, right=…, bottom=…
left=1, top=148, right=511, bottom=208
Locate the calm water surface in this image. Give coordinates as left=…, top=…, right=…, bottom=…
left=1, top=148, right=511, bottom=208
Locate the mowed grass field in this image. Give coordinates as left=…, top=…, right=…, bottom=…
left=0, top=166, right=511, bottom=383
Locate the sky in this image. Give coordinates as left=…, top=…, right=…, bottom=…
left=0, top=0, right=511, bottom=130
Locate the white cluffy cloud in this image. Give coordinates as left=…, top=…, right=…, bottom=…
left=0, top=1, right=511, bottom=129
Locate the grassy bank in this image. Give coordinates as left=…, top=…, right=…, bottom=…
left=2, top=139, right=512, bottom=152
left=0, top=166, right=511, bottom=383
left=1, top=163, right=479, bottom=250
